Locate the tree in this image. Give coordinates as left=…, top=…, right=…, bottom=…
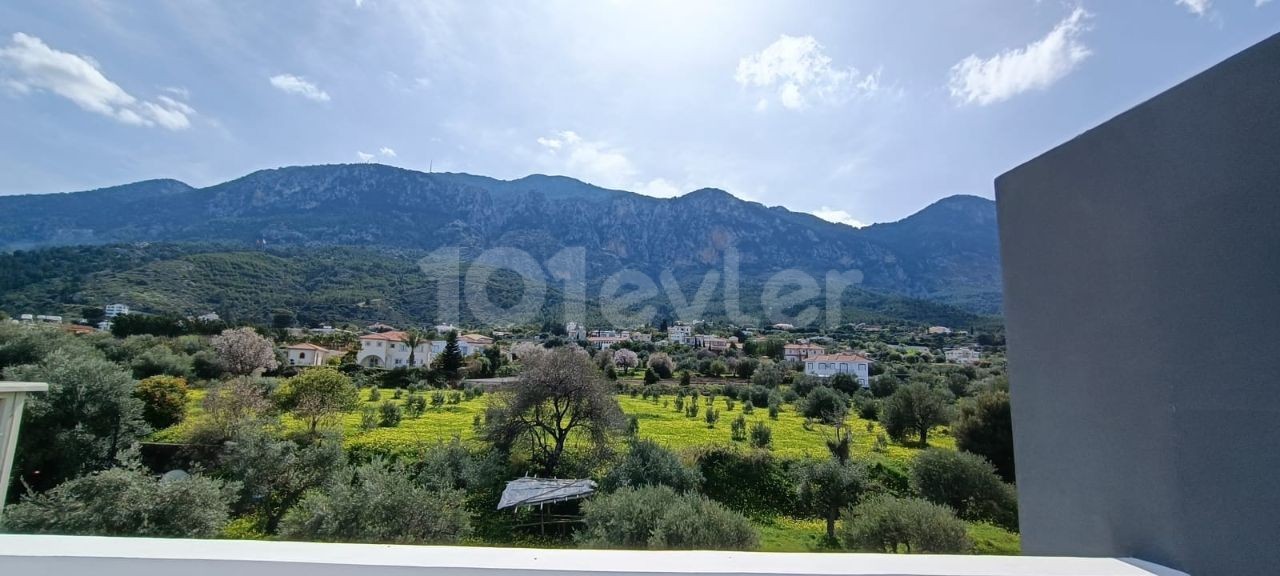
left=613, top=348, right=639, bottom=374
left=646, top=352, right=674, bottom=379
left=795, top=459, right=868, bottom=541
left=880, top=383, right=950, bottom=446
left=201, top=378, right=273, bottom=440
left=577, top=485, right=758, bottom=550
left=909, top=449, right=1017, bottom=530
left=212, top=328, right=278, bottom=377
left=953, top=390, right=1015, bottom=481
left=404, top=330, right=425, bottom=367
left=735, top=357, right=758, bottom=379
left=485, top=347, right=625, bottom=475
left=750, top=421, right=773, bottom=449
left=1, top=461, right=236, bottom=538
left=840, top=495, right=971, bottom=553
left=751, top=360, right=786, bottom=388
left=435, top=330, right=464, bottom=380
left=601, top=439, right=702, bottom=492
left=220, top=428, right=346, bottom=532
left=869, top=374, right=899, bottom=398
left=279, top=459, right=471, bottom=544
left=829, top=373, right=860, bottom=395
left=5, top=350, right=148, bottom=493
left=642, top=367, right=659, bottom=385
left=800, top=386, right=849, bottom=425
left=274, top=367, right=359, bottom=434
left=134, top=375, right=189, bottom=429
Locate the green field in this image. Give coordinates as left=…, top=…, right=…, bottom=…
left=152, top=386, right=1014, bottom=554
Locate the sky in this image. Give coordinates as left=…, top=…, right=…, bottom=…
left=0, top=1, right=1276, bottom=225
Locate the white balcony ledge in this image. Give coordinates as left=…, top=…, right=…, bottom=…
left=0, top=535, right=1186, bottom=576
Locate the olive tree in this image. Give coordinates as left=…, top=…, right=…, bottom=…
left=910, top=449, right=1017, bottom=530
left=274, top=367, right=359, bottom=434
left=577, top=485, right=757, bottom=550
left=795, top=458, right=867, bottom=541
left=1, top=461, right=236, bottom=538
left=880, top=383, right=950, bottom=446
left=839, top=494, right=971, bottom=553
left=602, top=439, right=702, bottom=492
left=485, top=347, right=625, bottom=476
left=953, top=390, right=1015, bottom=481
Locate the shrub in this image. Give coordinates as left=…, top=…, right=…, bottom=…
left=577, top=486, right=757, bottom=550
left=644, top=367, right=660, bottom=385
left=730, top=415, right=747, bottom=441
left=431, top=390, right=446, bottom=407
left=695, top=447, right=798, bottom=517
left=800, top=386, right=848, bottom=425
left=705, top=406, right=720, bottom=428
left=852, top=394, right=880, bottom=420
left=768, top=403, right=780, bottom=419
left=626, top=415, right=640, bottom=437
left=742, top=401, right=754, bottom=415
left=135, top=375, right=189, bottom=429
left=378, top=400, right=402, bottom=427
left=602, top=439, right=701, bottom=492
left=393, top=388, right=403, bottom=400
left=2, top=464, right=235, bottom=538
left=360, top=406, right=379, bottom=431
left=404, top=393, right=428, bottom=418
left=909, top=449, right=1017, bottom=530
left=679, top=371, right=692, bottom=386
left=750, top=421, right=772, bottom=449
left=279, top=459, right=470, bottom=544
left=368, top=386, right=381, bottom=402
left=839, top=495, right=971, bottom=553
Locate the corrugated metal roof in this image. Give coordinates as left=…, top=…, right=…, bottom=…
left=497, top=477, right=597, bottom=510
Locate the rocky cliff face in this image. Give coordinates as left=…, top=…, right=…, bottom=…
left=0, top=164, right=1002, bottom=313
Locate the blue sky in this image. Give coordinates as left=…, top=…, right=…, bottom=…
left=0, top=1, right=1276, bottom=224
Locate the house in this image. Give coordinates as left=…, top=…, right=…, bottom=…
left=357, top=331, right=432, bottom=369
left=696, top=335, right=736, bottom=352
left=666, top=324, right=693, bottom=344
left=35, top=315, right=62, bottom=324
left=629, top=332, right=652, bottom=342
left=804, top=353, right=872, bottom=388
left=104, top=304, right=130, bottom=318
left=285, top=343, right=341, bottom=367
left=428, top=333, right=492, bottom=358
left=18, top=314, right=33, bottom=323
left=565, top=322, right=587, bottom=341
left=587, top=335, right=627, bottom=350
left=197, top=312, right=220, bottom=322
left=784, top=342, right=825, bottom=363
left=928, top=326, right=952, bottom=335
left=772, top=323, right=795, bottom=331
left=944, top=347, right=982, bottom=365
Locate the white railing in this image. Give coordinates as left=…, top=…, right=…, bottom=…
left=0, top=382, right=48, bottom=515
left=0, top=535, right=1187, bottom=576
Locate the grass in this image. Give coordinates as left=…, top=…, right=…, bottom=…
left=755, top=517, right=1020, bottom=555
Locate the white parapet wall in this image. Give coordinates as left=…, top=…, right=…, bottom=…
left=0, top=535, right=1187, bottom=576
left=0, top=381, right=48, bottom=516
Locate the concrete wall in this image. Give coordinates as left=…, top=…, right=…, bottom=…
left=0, top=535, right=1187, bottom=576
left=996, top=32, right=1280, bottom=576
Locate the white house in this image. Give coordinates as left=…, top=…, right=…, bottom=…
left=429, top=333, right=493, bottom=358
left=928, top=326, right=953, bottom=335
left=285, top=343, right=341, bottom=367
left=197, top=312, right=221, bottom=322
left=695, top=335, right=737, bottom=352
left=666, top=324, right=693, bottom=345
left=357, top=331, right=432, bottom=369
left=945, top=347, right=982, bottom=365
left=104, top=304, right=130, bottom=318
left=586, top=335, right=627, bottom=350
left=35, top=315, right=62, bottom=324
left=804, top=353, right=872, bottom=388
left=783, top=342, right=825, bottom=363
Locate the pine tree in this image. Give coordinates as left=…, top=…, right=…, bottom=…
left=437, top=330, right=465, bottom=381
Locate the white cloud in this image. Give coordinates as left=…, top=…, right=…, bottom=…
left=735, top=34, right=879, bottom=111
left=948, top=7, right=1093, bottom=106
left=355, top=0, right=365, bottom=7
left=0, top=32, right=195, bottom=130
left=812, top=207, right=866, bottom=228
left=355, top=151, right=375, bottom=162
left=536, top=130, right=683, bottom=197
left=379, top=147, right=397, bottom=158
left=269, top=74, right=330, bottom=102
left=1176, top=0, right=1211, bottom=15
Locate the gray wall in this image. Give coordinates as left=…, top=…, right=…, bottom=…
left=996, top=32, right=1280, bottom=576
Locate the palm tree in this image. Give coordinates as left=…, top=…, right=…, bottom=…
left=405, top=330, right=425, bottom=367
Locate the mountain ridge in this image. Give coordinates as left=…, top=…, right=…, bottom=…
left=0, top=164, right=1002, bottom=314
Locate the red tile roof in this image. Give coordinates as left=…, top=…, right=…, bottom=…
left=810, top=353, right=872, bottom=363
left=360, top=331, right=409, bottom=342
left=286, top=342, right=333, bottom=351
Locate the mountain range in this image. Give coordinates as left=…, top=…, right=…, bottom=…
left=0, top=164, right=1002, bottom=319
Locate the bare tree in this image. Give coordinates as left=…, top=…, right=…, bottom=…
left=212, top=328, right=279, bottom=377
left=485, top=347, right=624, bottom=476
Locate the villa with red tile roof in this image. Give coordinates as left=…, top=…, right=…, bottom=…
left=803, top=352, right=872, bottom=387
